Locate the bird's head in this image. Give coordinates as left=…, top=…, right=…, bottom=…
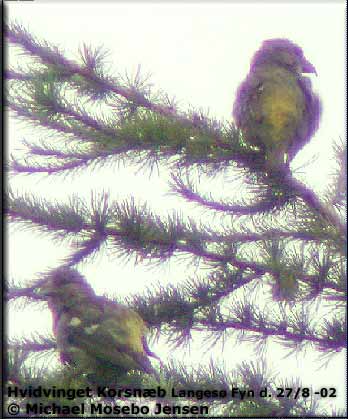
left=251, top=38, right=317, bottom=75
left=36, top=267, right=94, bottom=302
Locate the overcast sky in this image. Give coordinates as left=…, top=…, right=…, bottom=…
left=6, top=1, right=346, bottom=413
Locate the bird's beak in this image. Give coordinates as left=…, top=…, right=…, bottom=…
left=302, top=60, right=317, bottom=75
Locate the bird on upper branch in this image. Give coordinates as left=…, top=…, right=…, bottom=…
left=232, top=38, right=321, bottom=172
left=36, top=267, right=159, bottom=385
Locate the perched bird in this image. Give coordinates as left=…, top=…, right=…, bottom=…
left=37, top=267, right=158, bottom=385
left=233, top=38, right=321, bottom=171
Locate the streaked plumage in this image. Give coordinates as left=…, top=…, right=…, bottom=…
left=37, top=268, right=156, bottom=384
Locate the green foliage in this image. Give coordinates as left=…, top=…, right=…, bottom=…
left=5, top=24, right=346, bottom=417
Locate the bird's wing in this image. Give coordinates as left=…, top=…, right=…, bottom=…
left=287, top=75, right=321, bottom=160
left=233, top=73, right=264, bottom=134
left=56, top=297, right=153, bottom=373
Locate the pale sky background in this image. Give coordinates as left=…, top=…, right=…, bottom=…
left=6, top=1, right=346, bottom=414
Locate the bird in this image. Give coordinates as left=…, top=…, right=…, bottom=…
left=232, top=38, right=321, bottom=171
left=36, top=267, right=159, bottom=385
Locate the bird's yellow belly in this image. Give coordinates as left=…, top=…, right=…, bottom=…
left=262, top=86, right=303, bottom=145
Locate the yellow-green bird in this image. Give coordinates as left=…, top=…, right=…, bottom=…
left=233, top=39, right=321, bottom=170
left=37, top=268, right=158, bottom=385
